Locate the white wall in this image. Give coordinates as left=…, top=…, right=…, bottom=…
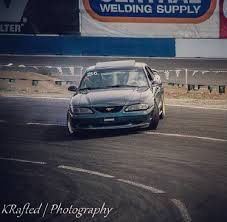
left=176, top=39, right=227, bottom=58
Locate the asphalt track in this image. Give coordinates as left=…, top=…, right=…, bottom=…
left=0, top=96, right=227, bottom=222
left=1, top=55, right=227, bottom=70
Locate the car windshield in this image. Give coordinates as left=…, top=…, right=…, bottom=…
left=79, top=68, right=148, bottom=90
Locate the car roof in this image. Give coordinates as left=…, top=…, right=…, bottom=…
left=85, top=60, right=147, bottom=72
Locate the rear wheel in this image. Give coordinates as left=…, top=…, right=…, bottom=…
left=159, top=97, right=166, bottom=120
left=148, top=101, right=159, bottom=130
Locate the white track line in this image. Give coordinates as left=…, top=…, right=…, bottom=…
left=27, top=122, right=63, bottom=126
left=171, top=199, right=192, bottom=222
left=0, top=156, right=191, bottom=222
left=144, top=132, right=227, bottom=143
left=117, top=179, right=165, bottom=194
left=5, top=63, right=13, bottom=67
left=0, top=157, right=46, bottom=165
left=166, top=104, right=227, bottom=111
left=58, top=165, right=115, bottom=178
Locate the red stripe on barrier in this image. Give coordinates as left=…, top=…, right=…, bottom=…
left=220, top=0, right=227, bottom=38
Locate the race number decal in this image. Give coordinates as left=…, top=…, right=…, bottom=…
left=83, top=0, right=217, bottom=23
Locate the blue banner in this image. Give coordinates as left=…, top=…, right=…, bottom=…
left=83, top=0, right=217, bottom=23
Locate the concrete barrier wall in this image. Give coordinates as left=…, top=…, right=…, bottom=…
left=176, top=39, right=227, bottom=58
left=1, top=35, right=227, bottom=58
left=0, top=35, right=175, bottom=57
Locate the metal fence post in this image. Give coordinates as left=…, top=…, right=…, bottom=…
left=208, top=86, right=212, bottom=93
left=219, top=86, right=225, bottom=94
left=32, top=80, right=39, bottom=86
left=185, top=68, right=188, bottom=89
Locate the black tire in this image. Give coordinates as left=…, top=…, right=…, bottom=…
left=148, top=101, right=159, bottom=130
left=159, top=97, right=166, bottom=120
left=67, top=113, right=76, bottom=136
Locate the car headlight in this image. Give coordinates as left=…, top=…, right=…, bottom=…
left=70, top=105, right=94, bottom=114
left=125, top=104, right=149, bottom=112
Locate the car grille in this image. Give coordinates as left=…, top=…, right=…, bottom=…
left=94, top=106, right=123, bottom=113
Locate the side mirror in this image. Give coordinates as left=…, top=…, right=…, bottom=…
left=152, top=75, right=162, bottom=85
left=68, top=85, right=78, bottom=92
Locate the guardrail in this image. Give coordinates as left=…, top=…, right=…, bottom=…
left=158, top=68, right=227, bottom=86
left=1, top=65, right=227, bottom=84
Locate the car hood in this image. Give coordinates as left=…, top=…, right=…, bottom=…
left=71, top=87, right=151, bottom=107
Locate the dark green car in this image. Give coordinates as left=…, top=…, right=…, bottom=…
left=67, top=60, right=165, bottom=135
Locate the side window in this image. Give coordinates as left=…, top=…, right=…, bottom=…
left=145, top=66, right=154, bottom=83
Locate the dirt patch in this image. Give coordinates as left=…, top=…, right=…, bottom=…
left=0, top=71, right=70, bottom=96
left=164, top=85, right=227, bottom=107
left=165, top=85, right=227, bottom=100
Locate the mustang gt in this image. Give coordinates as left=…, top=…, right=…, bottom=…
left=67, top=60, right=165, bottom=135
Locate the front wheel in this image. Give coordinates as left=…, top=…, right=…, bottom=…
left=148, top=101, right=159, bottom=130
left=67, top=113, right=76, bottom=136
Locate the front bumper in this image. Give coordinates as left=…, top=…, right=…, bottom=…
left=68, top=107, right=153, bottom=130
